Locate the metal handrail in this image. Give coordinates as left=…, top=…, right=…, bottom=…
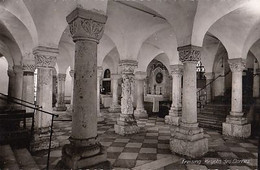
left=197, top=70, right=231, bottom=107
left=0, top=95, right=58, bottom=170
left=0, top=92, right=42, bottom=108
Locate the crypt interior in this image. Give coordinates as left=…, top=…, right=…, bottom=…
left=0, top=0, right=259, bottom=169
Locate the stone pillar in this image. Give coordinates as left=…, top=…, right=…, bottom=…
left=165, top=64, right=183, bottom=125
left=253, top=61, right=259, bottom=98
left=114, top=60, right=140, bottom=135
left=31, top=46, right=59, bottom=151
left=223, top=58, right=251, bottom=138
left=60, top=8, right=108, bottom=169
left=7, top=69, right=16, bottom=99
left=170, top=45, right=208, bottom=158
left=7, top=65, right=23, bottom=108
left=68, top=70, right=74, bottom=112
left=55, top=73, right=67, bottom=111
left=134, top=71, right=148, bottom=119
left=22, top=60, right=36, bottom=113
left=204, top=72, right=214, bottom=103
left=97, top=66, right=104, bottom=122
left=109, top=73, right=121, bottom=112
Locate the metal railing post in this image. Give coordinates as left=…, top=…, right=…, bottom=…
left=46, top=115, right=55, bottom=170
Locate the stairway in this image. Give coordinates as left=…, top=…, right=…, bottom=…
left=0, top=145, right=40, bottom=170
left=198, top=103, right=230, bottom=131
left=0, top=109, right=33, bottom=148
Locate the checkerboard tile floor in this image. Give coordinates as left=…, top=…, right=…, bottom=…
left=32, top=109, right=258, bottom=170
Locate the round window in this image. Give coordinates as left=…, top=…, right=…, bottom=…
left=155, top=72, right=163, bottom=84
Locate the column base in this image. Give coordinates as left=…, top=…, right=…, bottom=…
left=165, top=116, right=181, bottom=126
left=59, top=142, right=109, bottom=169
left=165, top=108, right=181, bottom=125
left=222, top=116, right=251, bottom=138
left=134, top=109, right=148, bottom=119
left=170, top=124, right=208, bottom=158
left=54, top=106, right=67, bottom=111
left=114, top=115, right=140, bottom=135
left=108, top=104, right=121, bottom=113
left=30, top=128, right=59, bottom=152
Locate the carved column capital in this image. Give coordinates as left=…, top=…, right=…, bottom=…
left=33, top=46, right=58, bottom=68
left=69, top=70, right=74, bottom=78
left=58, top=73, right=66, bottom=81
left=66, top=8, right=107, bottom=43
left=135, top=71, right=147, bottom=80
left=170, top=64, right=183, bottom=76
left=22, top=60, right=36, bottom=73
left=120, top=60, right=138, bottom=75
left=204, top=72, right=214, bottom=80
left=13, top=65, right=23, bottom=75
left=228, top=58, right=246, bottom=72
left=177, top=45, right=201, bottom=63
left=7, top=69, right=15, bottom=77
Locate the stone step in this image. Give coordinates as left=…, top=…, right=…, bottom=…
left=0, top=145, right=19, bottom=170
left=199, top=111, right=227, bottom=117
left=13, top=148, right=40, bottom=170
left=198, top=112, right=226, bottom=119
left=197, top=117, right=225, bottom=123
left=0, top=129, right=31, bottom=148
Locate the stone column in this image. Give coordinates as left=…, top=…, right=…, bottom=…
left=109, top=73, right=121, bottom=112
left=114, top=60, right=140, bottom=135
left=22, top=60, right=36, bottom=113
left=204, top=72, right=214, bottom=103
left=31, top=46, right=59, bottom=151
left=60, top=8, right=108, bottom=169
left=55, top=73, right=67, bottom=111
left=223, top=58, right=251, bottom=138
left=253, top=61, right=259, bottom=98
left=7, top=65, right=23, bottom=108
left=165, top=64, right=183, bottom=125
left=134, top=71, right=148, bottom=119
left=170, top=45, right=208, bottom=158
left=97, top=66, right=104, bottom=122
left=7, top=69, right=16, bottom=99
left=68, top=70, right=74, bottom=112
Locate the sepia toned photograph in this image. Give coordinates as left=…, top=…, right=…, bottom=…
left=0, top=0, right=259, bottom=169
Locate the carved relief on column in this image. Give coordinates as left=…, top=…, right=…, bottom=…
left=165, top=64, right=183, bottom=125
left=109, top=73, right=121, bottom=113
left=34, top=46, right=58, bottom=68
left=119, top=60, right=137, bottom=115
left=114, top=60, right=139, bottom=135
left=23, top=60, right=36, bottom=75
left=66, top=8, right=107, bottom=42
left=228, top=58, right=246, bottom=72
left=178, top=45, right=201, bottom=64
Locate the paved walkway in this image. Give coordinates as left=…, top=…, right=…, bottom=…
left=32, top=109, right=258, bottom=170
